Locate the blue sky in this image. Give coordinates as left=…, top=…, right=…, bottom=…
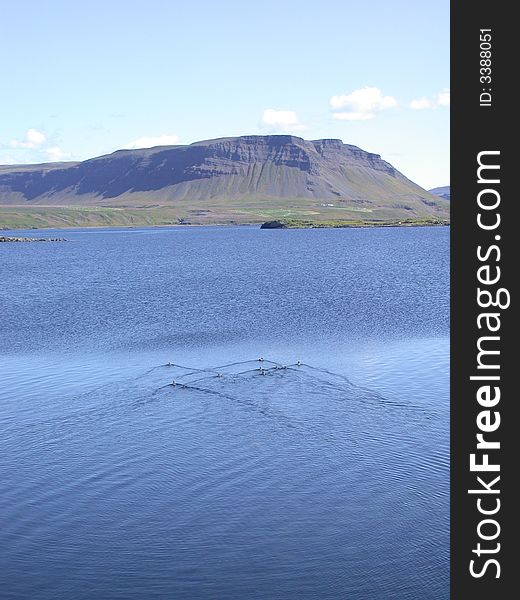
left=0, top=0, right=449, bottom=188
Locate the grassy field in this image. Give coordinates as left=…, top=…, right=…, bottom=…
left=0, top=202, right=450, bottom=230
left=0, top=206, right=185, bottom=230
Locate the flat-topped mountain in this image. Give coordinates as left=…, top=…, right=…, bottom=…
left=0, top=135, right=449, bottom=228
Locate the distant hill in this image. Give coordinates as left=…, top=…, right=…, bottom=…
left=0, top=135, right=450, bottom=228
left=429, top=186, right=450, bottom=200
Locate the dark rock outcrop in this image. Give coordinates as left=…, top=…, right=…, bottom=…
left=260, top=220, right=287, bottom=229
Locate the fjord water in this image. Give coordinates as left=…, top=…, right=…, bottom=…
left=0, top=225, right=449, bottom=600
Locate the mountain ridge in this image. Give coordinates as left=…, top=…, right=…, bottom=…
left=428, top=185, right=450, bottom=200
left=0, top=135, right=449, bottom=228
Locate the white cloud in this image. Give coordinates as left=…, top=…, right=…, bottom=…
left=27, top=129, right=46, bottom=145
left=46, top=146, right=69, bottom=161
left=410, top=97, right=433, bottom=110
left=123, top=134, right=180, bottom=149
left=330, top=87, right=397, bottom=121
left=0, top=155, right=18, bottom=165
left=409, top=90, right=450, bottom=110
left=10, top=128, right=47, bottom=148
left=261, top=108, right=306, bottom=132
left=437, top=89, right=450, bottom=106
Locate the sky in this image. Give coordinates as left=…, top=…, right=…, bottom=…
left=0, top=0, right=449, bottom=189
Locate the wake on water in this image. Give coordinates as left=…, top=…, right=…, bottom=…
left=152, top=358, right=428, bottom=410
left=3, top=357, right=438, bottom=444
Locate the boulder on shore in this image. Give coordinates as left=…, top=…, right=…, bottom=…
left=260, top=220, right=287, bottom=229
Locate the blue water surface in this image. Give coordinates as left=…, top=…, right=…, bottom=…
left=0, top=225, right=449, bottom=600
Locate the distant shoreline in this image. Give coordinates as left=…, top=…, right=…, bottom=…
left=0, top=219, right=450, bottom=234
left=0, top=202, right=448, bottom=231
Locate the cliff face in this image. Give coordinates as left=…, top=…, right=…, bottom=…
left=0, top=135, right=449, bottom=220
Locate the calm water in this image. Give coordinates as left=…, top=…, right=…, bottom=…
left=0, top=225, right=449, bottom=600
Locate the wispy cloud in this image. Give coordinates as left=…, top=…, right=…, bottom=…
left=10, top=128, right=46, bottom=148
left=437, top=89, right=450, bottom=106
left=123, top=135, right=180, bottom=149
left=330, top=87, right=397, bottom=121
left=410, top=89, right=450, bottom=109
left=409, top=97, right=433, bottom=110
left=261, top=109, right=306, bottom=132
left=0, top=155, right=18, bottom=165
left=45, top=146, right=70, bottom=161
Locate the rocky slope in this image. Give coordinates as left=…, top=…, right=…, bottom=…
left=0, top=136, right=449, bottom=225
